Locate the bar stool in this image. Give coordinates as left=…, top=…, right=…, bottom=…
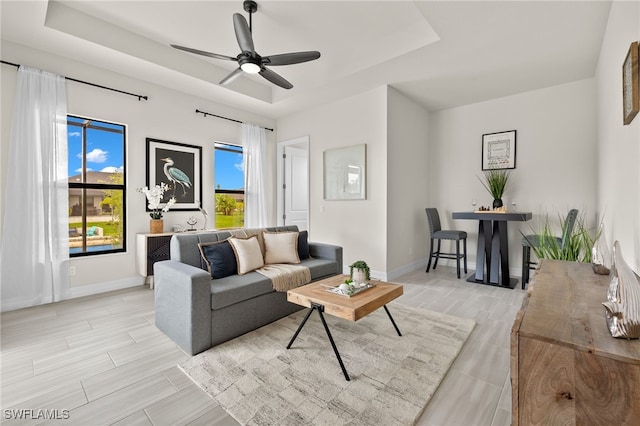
left=521, top=208, right=579, bottom=288
left=425, top=208, right=467, bottom=279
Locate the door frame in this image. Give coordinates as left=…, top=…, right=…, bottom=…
left=276, top=136, right=310, bottom=228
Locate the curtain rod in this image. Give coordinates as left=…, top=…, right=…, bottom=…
left=1, top=60, right=148, bottom=101
left=195, top=109, right=274, bottom=132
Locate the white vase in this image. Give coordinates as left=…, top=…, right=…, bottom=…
left=352, top=269, right=367, bottom=284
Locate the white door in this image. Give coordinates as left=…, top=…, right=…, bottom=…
left=277, top=137, right=309, bottom=230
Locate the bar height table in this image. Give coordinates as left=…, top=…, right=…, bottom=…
left=452, top=211, right=532, bottom=288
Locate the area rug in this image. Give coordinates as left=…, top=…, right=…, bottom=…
left=179, top=302, right=475, bottom=425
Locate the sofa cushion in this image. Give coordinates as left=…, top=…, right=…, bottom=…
left=198, top=240, right=237, bottom=279
left=263, top=231, right=300, bottom=264
left=229, top=236, right=265, bottom=275
left=298, top=230, right=310, bottom=260
left=210, top=272, right=274, bottom=310
left=210, top=258, right=339, bottom=310
left=301, top=257, right=340, bottom=280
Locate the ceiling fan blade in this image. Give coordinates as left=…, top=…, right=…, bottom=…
left=233, top=13, right=255, bottom=54
left=262, top=51, right=321, bottom=66
left=259, top=67, right=293, bottom=90
left=219, top=67, right=244, bottom=86
left=171, top=44, right=237, bottom=61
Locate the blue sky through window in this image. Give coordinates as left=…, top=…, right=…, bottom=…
left=67, top=116, right=125, bottom=177
left=215, top=144, right=244, bottom=190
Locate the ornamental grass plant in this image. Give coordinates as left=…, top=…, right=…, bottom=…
left=479, top=169, right=510, bottom=200
left=523, top=210, right=600, bottom=263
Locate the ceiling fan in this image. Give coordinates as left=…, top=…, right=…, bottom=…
left=171, top=0, right=321, bottom=90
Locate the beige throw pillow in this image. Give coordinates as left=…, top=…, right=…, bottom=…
left=228, top=236, right=265, bottom=275
left=263, top=231, right=300, bottom=264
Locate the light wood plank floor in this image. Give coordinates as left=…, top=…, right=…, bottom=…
left=1, top=266, right=525, bottom=425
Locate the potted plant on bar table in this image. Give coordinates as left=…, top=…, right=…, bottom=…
left=479, top=169, right=510, bottom=210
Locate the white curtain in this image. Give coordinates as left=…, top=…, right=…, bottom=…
left=0, top=66, right=69, bottom=312
left=241, top=122, right=268, bottom=228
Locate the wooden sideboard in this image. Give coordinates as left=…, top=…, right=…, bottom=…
left=136, top=232, right=174, bottom=289
left=511, top=259, right=640, bottom=425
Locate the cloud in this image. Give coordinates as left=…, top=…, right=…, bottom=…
left=85, top=148, right=108, bottom=163
left=234, top=154, right=244, bottom=172
left=68, top=131, right=81, bottom=137
left=75, top=167, right=93, bottom=173
left=100, top=166, right=124, bottom=173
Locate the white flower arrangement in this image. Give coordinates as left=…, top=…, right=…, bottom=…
left=137, top=183, right=176, bottom=219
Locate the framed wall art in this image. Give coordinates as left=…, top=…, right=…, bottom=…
left=482, top=130, right=516, bottom=170
left=323, top=144, right=366, bottom=200
left=622, top=41, right=639, bottom=125
left=146, top=138, right=202, bottom=211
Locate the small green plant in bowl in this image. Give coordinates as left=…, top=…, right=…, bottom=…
left=349, top=260, right=370, bottom=283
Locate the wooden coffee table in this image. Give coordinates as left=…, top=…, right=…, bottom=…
left=286, top=275, right=404, bottom=381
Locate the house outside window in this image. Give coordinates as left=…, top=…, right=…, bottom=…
left=214, top=142, right=244, bottom=229
left=68, top=115, right=126, bottom=256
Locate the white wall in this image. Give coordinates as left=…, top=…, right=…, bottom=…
left=276, top=87, right=389, bottom=277
left=595, top=0, right=640, bottom=270
left=428, top=79, right=598, bottom=275
left=0, top=41, right=276, bottom=300
left=386, top=87, right=430, bottom=277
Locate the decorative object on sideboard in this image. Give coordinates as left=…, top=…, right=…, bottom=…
left=479, top=169, right=510, bottom=209
left=187, top=216, right=198, bottom=231
left=602, top=241, right=640, bottom=339
left=481, top=130, right=516, bottom=170
left=592, top=222, right=611, bottom=275
left=622, top=41, right=639, bottom=125
left=349, top=260, right=370, bottom=284
left=137, top=183, right=176, bottom=234
left=197, top=200, right=209, bottom=230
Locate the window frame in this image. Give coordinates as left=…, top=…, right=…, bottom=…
left=68, top=115, right=127, bottom=257
left=214, top=142, right=245, bottom=229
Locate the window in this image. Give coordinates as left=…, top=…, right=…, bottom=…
left=68, top=116, right=126, bottom=256
left=214, top=142, right=244, bottom=229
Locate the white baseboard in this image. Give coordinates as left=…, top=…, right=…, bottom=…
left=0, top=277, right=143, bottom=312
left=385, top=259, right=427, bottom=281
left=69, top=277, right=145, bottom=299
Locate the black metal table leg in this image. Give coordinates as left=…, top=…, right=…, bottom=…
left=287, top=303, right=351, bottom=381
left=287, top=303, right=404, bottom=382
left=286, top=305, right=315, bottom=349
left=315, top=305, right=351, bottom=381
left=383, top=305, right=402, bottom=336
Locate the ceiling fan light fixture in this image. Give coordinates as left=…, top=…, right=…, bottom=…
left=170, top=1, right=319, bottom=89
left=240, top=62, right=261, bottom=74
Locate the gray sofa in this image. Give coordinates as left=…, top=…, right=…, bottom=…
left=154, top=226, right=343, bottom=355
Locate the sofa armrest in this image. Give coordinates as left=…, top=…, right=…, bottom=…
left=309, top=242, right=343, bottom=275
left=154, top=260, right=211, bottom=355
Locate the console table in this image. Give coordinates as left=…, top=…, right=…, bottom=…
left=453, top=211, right=532, bottom=288
left=511, top=259, right=640, bottom=424
left=136, top=232, right=174, bottom=289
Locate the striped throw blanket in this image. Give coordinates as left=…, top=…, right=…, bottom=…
left=256, top=264, right=311, bottom=292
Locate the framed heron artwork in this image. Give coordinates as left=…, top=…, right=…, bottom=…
left=146, top=138, right=202, bottom=211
